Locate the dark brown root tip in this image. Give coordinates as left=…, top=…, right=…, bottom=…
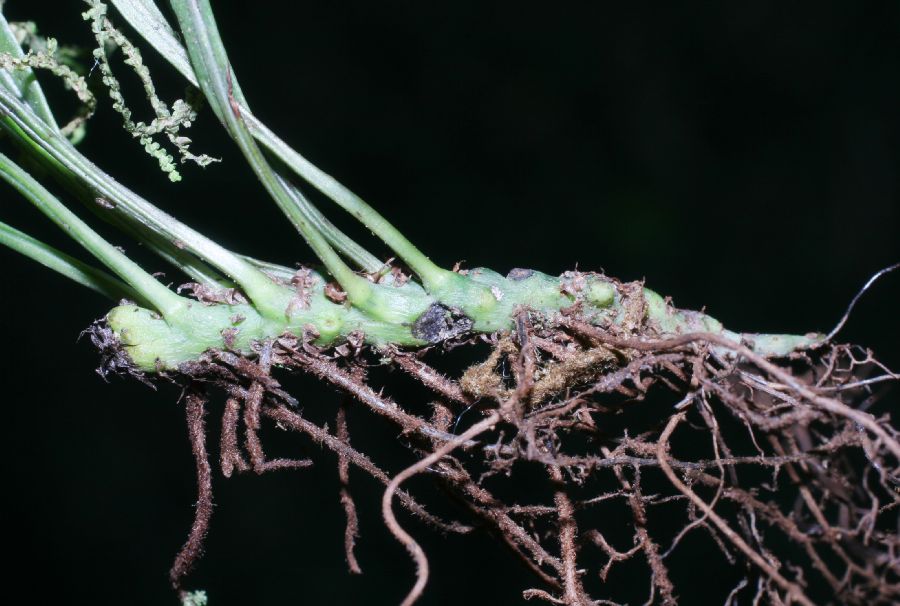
left=337, top=404, right=362, bottom=574
left=169, top=386, right=214, bottom=593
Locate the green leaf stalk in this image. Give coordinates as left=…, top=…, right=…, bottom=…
left=0, top=0, right=822, bottom=374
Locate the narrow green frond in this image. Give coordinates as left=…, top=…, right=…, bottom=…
left=0, top=83, right=291, bottom=318
left=0, top=150, right=185, bottom=316
left=111, top=0, right=451, bottom=288
left=169, top=0, right=375, bottom=307
left=0, top=219, right=144, bottom=303
left=246, top=114, right=454, bottom=290
left=111, top=0, right=198, bottom=86
left=276, top=174, right=383, bottom=273
left=82, top=0, right=217, bottom=181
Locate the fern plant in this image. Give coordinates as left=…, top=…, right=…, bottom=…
left=1, top=2, right=897, bottom=605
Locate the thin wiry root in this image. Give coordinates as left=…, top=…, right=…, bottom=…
left=241, top=347, right=312, bottom=473
left=220, top=397, right=248, bottom=477
left=264, top=403, right=471, bottom=535
left=124, top=282, right=899, bottom=605
left=336, top=402, right=362, bottom=574
left=656, top=413, right=815, bottom=606
left=549, top=465, right=588, bottom=605
left=169, top=385, right=214, bottom=596
left=382, top=413, right=501, bottom=606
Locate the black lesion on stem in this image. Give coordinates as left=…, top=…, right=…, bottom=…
left=411, top=303, right=473, bottom=344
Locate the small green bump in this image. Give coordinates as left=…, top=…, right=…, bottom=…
left=643, top=288, right=668, bottom=318
left=701, top=315, right=723, bottom=333
left=476, top=287, right=498, bottom=313
left=316, top=312, right=343, bottom=342
left=586, top=279, right=615, bottom=307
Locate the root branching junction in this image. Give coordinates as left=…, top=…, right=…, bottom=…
left=130, top=299, right=898, bottom=605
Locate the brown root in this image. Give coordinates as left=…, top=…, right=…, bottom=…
left=336, top=400, right=362, bottom=574
left=127, top=300, right=898, bottom=605
left=169, top=385, right=214, bottom=597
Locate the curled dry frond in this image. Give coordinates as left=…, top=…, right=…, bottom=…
left=0, top=34, right=95, bottom=138
left=82, top=0, right=217, bottom=181
left=1, top=3, right=215, bottom=176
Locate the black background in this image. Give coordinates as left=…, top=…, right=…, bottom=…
left=1, top=1, right=898, bottom=604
